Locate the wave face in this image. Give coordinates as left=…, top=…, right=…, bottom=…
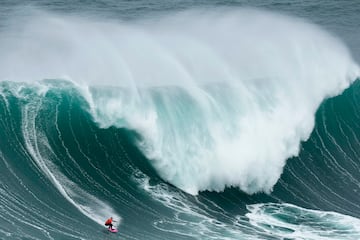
left=1, top=79, right=360, bottom=240
left=0, top=5, right=360, bottom=240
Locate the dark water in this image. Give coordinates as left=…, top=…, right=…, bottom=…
left=0, top=1, right=360, bottom=240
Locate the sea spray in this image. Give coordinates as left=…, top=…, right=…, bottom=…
left=0, top=8, right=358, bottom=195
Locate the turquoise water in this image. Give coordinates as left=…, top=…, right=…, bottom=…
left=0, top=1, right=360, bottom=239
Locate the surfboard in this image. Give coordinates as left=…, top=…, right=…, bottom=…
left=108, top=228, right=118, bottom=233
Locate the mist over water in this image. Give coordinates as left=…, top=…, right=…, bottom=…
left=0, top=8, right=358, bottom=196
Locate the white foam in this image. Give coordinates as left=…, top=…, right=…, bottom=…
left=132, top=170, right=253, bottom=240
left=246, top=203, right=360, bottom=240
left=0, top=8, right=358, bottom=194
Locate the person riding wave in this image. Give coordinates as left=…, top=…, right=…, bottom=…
left=104, top=217, right=116, bottom=230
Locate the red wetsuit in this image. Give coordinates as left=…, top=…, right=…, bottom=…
left=105, top=218, right=113, bottom=229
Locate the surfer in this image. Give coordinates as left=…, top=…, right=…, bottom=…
left=104, top=217, right=116, bottom=230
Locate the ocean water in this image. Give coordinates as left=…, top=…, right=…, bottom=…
left=0, top=1, right=360, bottom=239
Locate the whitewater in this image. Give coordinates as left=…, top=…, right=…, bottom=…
left=1, top=1, right=360, bottom=240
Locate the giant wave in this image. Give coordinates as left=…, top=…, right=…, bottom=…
left=0, top=9, right=358, bottom=195
left=1, top=7, right=360, bottom=240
